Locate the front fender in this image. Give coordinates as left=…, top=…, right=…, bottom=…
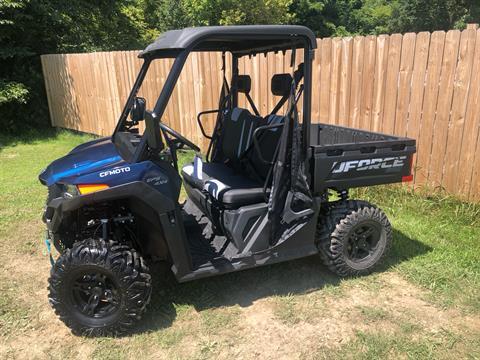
left=43, top=181, right=176, bottom=232
left=43, top=180, right=194, bottom=277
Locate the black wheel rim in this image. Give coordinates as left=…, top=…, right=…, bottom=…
left=346, top=221, right=382, bottom=262
left=71, top=271, right=121, bottom=318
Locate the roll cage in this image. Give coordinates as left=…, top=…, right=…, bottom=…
left=112, top=25, right=317, bottom=166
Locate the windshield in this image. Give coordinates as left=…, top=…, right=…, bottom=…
left=112, top=56, right=177, bottom=161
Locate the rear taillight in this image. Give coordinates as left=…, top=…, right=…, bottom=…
left=402, top=156, right=414, bottom=182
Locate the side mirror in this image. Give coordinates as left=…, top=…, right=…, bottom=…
left=130, top=97, right=146, bottom=122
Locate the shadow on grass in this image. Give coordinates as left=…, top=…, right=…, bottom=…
left=0, top=128, right=58, bottom=149
left=135, top=228, right=432, bottom=335
left=0, top=128, right=95, bottom=150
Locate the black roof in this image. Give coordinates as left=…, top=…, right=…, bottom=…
left=139, top=25, right=317, bottom=58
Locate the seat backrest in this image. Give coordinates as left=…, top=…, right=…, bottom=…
left=241, top=73, right=293, bottom=182
left=220, top=107, right=263, bottom=169
left=242, top=114, right=285, bottom=181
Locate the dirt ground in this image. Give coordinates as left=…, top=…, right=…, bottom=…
left=1, top=134, right=479, bottom=359
left=1, top=219, right=478, bottom=360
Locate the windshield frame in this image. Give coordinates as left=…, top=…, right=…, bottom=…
left=112, top=50, right=189, bottom=163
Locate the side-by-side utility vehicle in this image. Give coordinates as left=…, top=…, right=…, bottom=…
left=39, top=25, right=416, bottom=335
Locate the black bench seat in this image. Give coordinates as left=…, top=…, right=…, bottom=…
left=181, top=106, right=287, bottom=209
left=181, top=72, right=294, bottom=210
left=181, top=162, right=268, bottom=208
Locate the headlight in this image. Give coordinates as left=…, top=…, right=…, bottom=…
left=63, top=184, right=79, bottom=198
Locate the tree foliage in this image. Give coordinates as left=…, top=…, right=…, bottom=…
left=390, top=0, right=480, bottom=33
left=0, top=0, right=479, bottom=133
left=0, top=0, right=147, bottom=132
left=335, top=0, right=395, bottom=35
left=143, top=0, right=293, bottom=36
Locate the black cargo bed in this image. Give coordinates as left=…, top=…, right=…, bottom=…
left=309, top=123, right=416, bottom=193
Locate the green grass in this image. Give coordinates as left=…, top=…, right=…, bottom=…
left=355, top=305, right=388, bottom=323
left=0, top=130, right=93, bottom=236
left=0, top=130, right=479, bottom=358
left=177, top=149, right=195, bottom=199
left=352, top=186, right=480, bottom=312
left=332, top=328, right=475, bottom=360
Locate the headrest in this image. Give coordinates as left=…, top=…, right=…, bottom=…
left=233, top=75, right=251, bottom=94
left=271, top=74, right=293, bottom=97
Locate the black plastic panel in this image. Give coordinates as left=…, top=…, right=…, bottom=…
left=309, top=123, right=416, bottom=193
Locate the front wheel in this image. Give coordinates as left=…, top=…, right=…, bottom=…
left=48, top=239, right=151, bottom=336
left=316, top=200, right=392, bottom=277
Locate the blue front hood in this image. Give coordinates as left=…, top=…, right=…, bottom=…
left=39, top=137, right=125, bottom=186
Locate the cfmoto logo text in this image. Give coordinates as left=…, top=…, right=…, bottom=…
left=332, top=156, right=406, bottom=173
left=99, top=167, right=131, bottom=178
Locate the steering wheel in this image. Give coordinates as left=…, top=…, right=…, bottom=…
left=159, top=122, right=200, bottom=153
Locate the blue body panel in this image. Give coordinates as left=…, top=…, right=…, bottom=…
left=39, top=137, right=181, bottom=201
left=39, top=137, right=124, bottom=186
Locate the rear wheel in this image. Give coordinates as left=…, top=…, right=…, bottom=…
left=316, top=200, right=392, bottom=277
left=48, top=239, right=151, bottom=336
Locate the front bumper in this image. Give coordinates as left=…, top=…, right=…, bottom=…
left=43, top=192, right=101, bottom=232
left=43, top=196, right=69, bottom=232
left=42, top=181, right=177, bottom=233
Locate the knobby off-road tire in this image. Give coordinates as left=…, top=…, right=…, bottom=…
left=316, top=200, right=392, bottom=277
left=48, top=239, right=152, bottom=336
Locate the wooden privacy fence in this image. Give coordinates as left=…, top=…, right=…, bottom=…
left=41, top=28, right=480, bottom=202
